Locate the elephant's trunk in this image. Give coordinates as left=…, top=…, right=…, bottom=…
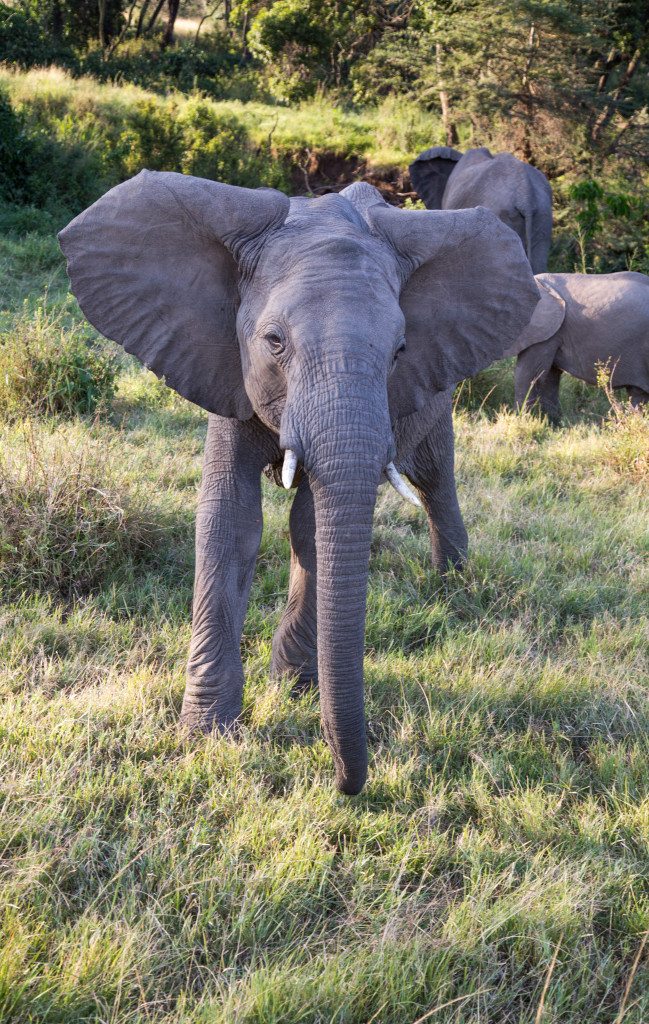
left=285, top=363, right=390, bottom=795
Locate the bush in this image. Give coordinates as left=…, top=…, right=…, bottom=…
left=1, top=73, right=291, bottom=214
left=0, top=309, right=118, bottom=420
left=597, top=366, right=649, bottom=482
left=249, top=0, right=331, bottom=102
left=177, top=97, right=288, bottom=189
left=551, top=177, right=649, bottom=274
left=80, top=36, right=259, bottom=101
left=0, top=85, right=105, bottom=213
left=0, top=89, right=33, bottom=204
left=0, top=3, right=68, bottom=68
left=0, top=423, right=164, bottom=598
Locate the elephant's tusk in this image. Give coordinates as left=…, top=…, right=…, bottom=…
left=385, top=462, right=422, bottom=507
left=282, top=449, right=298, bottom=489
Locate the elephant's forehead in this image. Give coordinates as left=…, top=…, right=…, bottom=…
left=259, top=217, right=396, bottom=284
left=287, top=192, right=368, bottom=230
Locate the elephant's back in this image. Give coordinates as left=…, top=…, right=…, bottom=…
left=543, top=272, right=649, bottom=387
left=443, top=153, right=549, bottom=209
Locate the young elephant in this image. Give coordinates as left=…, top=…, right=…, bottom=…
left=409, top=146, right=553, bottom=274
left=506, top=271, right=649, bottom=420
left=59, top=173, right=538, bottom=795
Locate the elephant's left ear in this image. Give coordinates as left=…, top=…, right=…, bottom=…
left=368, top=204, right=540, bottom=417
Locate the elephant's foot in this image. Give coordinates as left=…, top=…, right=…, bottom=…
left=270, top=626, right=318, bottom=696
left=627, top=386, right=648, bottom=408
left=179, top=674, right=243, bottom=735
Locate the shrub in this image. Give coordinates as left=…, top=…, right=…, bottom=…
left=112, top=97, right=185, bottom=179
left=551, top=177, right=649, bottom=274
left=372, top=96, right=438, bottom=161
left=0, top=309, right=118, bottom=420
left=0, top=423, right=164, bottom=598
left=80, top=36, right=259, bottom=101
left=1, top=72, right=290, bottom=213
left=597, top=365, right=649, bottom=482
left=248, top=0, right=331, bottom=102
left=0, top=89, right=33, bottom=204
left=177, top=97, right=288, bottom=190
left=178, top=99, right=254, bottom=183
left=0, top=3, right=67, bottom=68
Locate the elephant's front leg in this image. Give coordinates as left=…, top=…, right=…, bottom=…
left=181, top=415, right=278, bottom=733
left=401, top=401, right=468, bottom=572
left=270, top=475, right=318, bottom=691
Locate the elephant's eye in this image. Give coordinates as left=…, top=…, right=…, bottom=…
left=264, top=331, right=285, bottom=356
left=392, top=341, right=406, bottom=366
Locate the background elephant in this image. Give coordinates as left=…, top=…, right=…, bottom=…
left=506, top=271, right=649, bottom=420
left=59, top=173, right=537, bottom=795
left=409, top=146, right=553, bottom=274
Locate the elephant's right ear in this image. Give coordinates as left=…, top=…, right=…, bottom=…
left=504, top=277, right=566, bottom=357
left=408, top=146, right=462, bottom=209
left=58, top=171, right=289, bottom=418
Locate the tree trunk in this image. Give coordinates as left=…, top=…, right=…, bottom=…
left=436, top=42, right=458, bottom=146
left=144, top=0, right=166, bottom=37
left=161, top=0, right=180, bottom=48
left=51, top=0, right=64, bottom=41
left=136, top=0, right=152, bottom=38
left=98, top=0, right=107, bottom=50
left=520, top=22, right=537, bottom=162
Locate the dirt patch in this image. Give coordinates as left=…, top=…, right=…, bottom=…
left=288, top=150, right=416, bottom=206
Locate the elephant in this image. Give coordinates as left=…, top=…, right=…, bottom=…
left=409, top=146, right=553, bottom=274
left=506, top=271, right=649, bottom=420
left=59, top=171, right=538, bottom=795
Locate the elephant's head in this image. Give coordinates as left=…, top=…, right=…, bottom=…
left=59, top=171, right=538, bottom=794
left=408, top=145, right=463, bottom=209
left=504, top=276, right=566, bottom=357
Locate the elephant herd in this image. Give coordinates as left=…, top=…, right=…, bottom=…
left=409, top=145, right=649, bottom=419
left=58, top=148, right=648, bottom=795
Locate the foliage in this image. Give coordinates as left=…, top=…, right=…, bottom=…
left=0, top=71, right=291, bottom=215
left=597, top=362, right=649, bottom=481
left=0, top=87, right=32, bottom=204
left=19, top=0, right=126, bottom=45
left=553, top=176, right=649, bottom=274
left=0, top=2, right=70, bottom=66
left=0, top=307, right=118, bottom=419
left=248, top=0, right=333, bottom=101
left=79, top=34, right=261, bottom=100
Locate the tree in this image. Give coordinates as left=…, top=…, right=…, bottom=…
left=19, top=0, right=126, bottom=46
left=161, top=0, right=181, bottom=47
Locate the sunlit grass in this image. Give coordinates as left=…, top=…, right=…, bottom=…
left=0, top=65, right=435, bottom=170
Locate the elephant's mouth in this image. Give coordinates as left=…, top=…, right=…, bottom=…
left=281, top=447, right=421, bottom=506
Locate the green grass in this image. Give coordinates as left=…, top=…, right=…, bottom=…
left=1, top=223, right=648, bottom=1023
left=0, top=66, right=434, bottom=205
left=0, top=65, right=432, bottom=164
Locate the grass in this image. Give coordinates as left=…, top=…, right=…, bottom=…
left=0, top=65, right=434, bottom=219
left=9, top=65, right=433, bottom=163
left=0, top=218, right=648, bottom=1023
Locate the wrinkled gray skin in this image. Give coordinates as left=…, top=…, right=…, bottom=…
left=410, top=146, right=553, bottom=274
left=507, top=271, right=649, bottom=421
left=59, top=172, right=538, bottom=795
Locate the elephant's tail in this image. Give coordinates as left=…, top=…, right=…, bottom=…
left=515, top=197, right=532, bottom=266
